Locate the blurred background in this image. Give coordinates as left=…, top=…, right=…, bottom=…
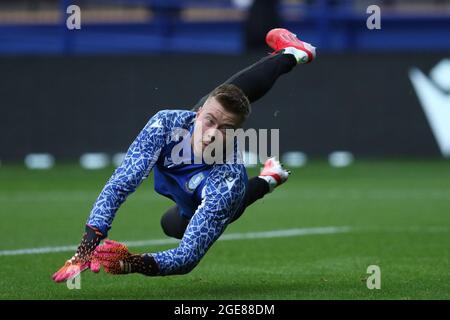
left=0, top=0, right=450, bottom=166
left=1, top=1, right=450, bottom=300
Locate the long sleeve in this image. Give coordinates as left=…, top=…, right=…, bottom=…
left=151, top=164, right=247, bottom=275
left=86, top=111, right=168, bottom=236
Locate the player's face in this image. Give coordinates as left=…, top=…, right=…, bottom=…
left=192, top=96, right=243, bottom=158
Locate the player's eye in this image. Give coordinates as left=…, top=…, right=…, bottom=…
left=205, top=117, right=214, bottom=126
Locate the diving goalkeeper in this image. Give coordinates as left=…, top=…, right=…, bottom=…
left=52, top=28, right=316, bottom=281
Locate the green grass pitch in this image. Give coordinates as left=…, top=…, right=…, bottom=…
left=0, top=160, right=449, bottom=299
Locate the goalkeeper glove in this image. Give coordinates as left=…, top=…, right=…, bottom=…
left=91, top=240, right=159, bottom=276
left=52, top=225, right=104, bottom=283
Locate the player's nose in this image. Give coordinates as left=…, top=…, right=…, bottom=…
left=204, top=128, right=221, bottom=141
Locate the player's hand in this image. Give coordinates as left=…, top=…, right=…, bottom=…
left=92, top=240, right=159, bottom=276
left=52, top=254, right=99, bottom=282
left=52, top=225, right=104, bottom=283
left=91, top=240, right=133, bottom=274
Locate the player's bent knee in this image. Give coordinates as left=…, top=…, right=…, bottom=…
left=160, top=216, right=184, bottom=239
left=160, top=206, right=188, bottom=240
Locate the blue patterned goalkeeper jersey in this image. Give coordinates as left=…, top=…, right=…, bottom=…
left=86, top=109, right=248, bottom=275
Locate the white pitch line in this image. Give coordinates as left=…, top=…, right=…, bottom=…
left=0, top=226, right=351, bottom=257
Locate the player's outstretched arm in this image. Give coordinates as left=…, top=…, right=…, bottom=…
left=86, top=111, right=169, bottom=235
left=52, top=111, right=168, bottom=282
left=91, top=164, right=246, bottom=277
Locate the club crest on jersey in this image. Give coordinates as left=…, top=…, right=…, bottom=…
left=186, top=172, right=205, bottom=192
